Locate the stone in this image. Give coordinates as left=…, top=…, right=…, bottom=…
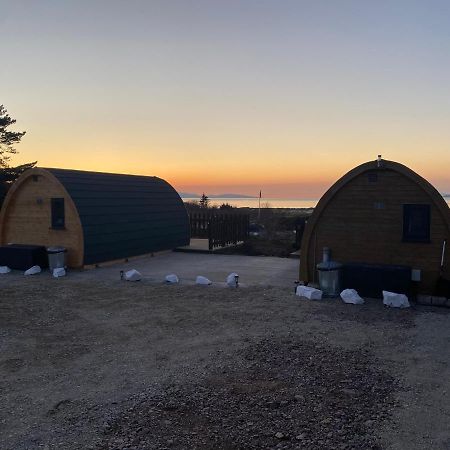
left=124, top=269, right=142, bottom=282
left=296, top=285, right=323, bottom=300
left=341, top=388, right=357, bottom=396
left=382, top=290, right=410, bottom=308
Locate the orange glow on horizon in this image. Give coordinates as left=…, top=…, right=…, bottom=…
left=12, top=141, right=450, bottom=199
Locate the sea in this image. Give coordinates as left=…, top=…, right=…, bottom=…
left=182, top=197, right=450, bottom=209
left=183, top=197, right=317, bottom=208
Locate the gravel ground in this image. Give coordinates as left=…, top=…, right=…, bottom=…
left=1, top=274, right=449, bottom=449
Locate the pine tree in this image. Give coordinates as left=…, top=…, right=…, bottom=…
left=0, top=105, right=35, bottom=206
left=0, top=105, right=26, bottom=168
left=199, top=193, right=209, bottom=208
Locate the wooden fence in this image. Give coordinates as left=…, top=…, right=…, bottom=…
left=189, top=212, right=250, bottom=250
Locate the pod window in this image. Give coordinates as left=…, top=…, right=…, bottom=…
left=403, top=204, right=430, bottom=242
left=51, top=198, right=65, bottom=229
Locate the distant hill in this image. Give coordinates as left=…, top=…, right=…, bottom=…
left=209, top=193, right=257, bottom=199
left=443, top=193, right=450, bottom=198
left=179, top=192, right=256, bottom=199
left=178, top=192, right=200, bottom=198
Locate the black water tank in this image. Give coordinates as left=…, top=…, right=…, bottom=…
left=342, top=263, right=411, bottom=299
left=0, top=244, right=48, bottom=270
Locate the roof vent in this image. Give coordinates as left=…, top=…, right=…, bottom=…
left=377, top=154, right=383, bottom=168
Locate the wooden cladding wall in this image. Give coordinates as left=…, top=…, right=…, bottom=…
left=0, top=173, right=84, bottom=267
left=300, top=164, right=450, bottom=294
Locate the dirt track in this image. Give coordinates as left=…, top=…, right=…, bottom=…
left=1, top=275, right=449, bottom=449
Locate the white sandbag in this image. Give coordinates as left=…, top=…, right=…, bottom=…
left=24, top=265, right=41, bottom=276
left=196, top=275, right=212, bottom=285
left=165, top=274, right=179, bottom=283
left=340, top=289, right=364, bottom=305
left=53, top=268, right=66, bottom=278
left=0, top=266, right=11, bottom=274
left=124, top=269, right=142, bottom=282
left=382, top=290, right=410, bottom=308
left=226, top=272, right=239, bottom=287
left=296, top=285, right=323, bottom=300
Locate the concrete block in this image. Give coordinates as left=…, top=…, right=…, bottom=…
left=296, top=285, right=323, bottom=300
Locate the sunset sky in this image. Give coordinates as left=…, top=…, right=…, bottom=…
left=2, top=1, right=450, bottom=198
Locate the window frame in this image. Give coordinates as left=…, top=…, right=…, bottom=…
left=51, top=197, right=66, bottom=230
left=402, top=204, right=431, bottom=243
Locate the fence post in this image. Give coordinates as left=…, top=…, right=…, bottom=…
left=208, top=215, right=213, bottom=250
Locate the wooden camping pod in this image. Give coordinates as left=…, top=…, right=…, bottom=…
left=299, top=159, right=450, bottom=293
left=0, top=168, right=190, bottom=268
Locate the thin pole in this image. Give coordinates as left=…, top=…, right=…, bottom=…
left=441, top=239, right=446, bottom=275
left=258, top=190, right=261, bottom=221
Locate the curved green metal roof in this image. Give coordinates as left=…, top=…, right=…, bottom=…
left=47, top=168, right=190, bottom=264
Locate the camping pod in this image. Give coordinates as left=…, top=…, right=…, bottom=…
left=0, top=168, right=190, bottom=267
left=300, top=159, right=450, bottom=294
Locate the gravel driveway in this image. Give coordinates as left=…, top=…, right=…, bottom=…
left=1, top=272, right=449, bottom=449
left=75, top=251, right=300, bottom=287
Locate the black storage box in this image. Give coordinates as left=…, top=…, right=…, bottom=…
left=0, top=244, right=49, bottom=270
left=436, top=277, right=450, bottom=298
left=342, top=262, right=411, bottom=299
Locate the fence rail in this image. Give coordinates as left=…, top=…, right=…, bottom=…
left=189, top=212, right=250, bottom=250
